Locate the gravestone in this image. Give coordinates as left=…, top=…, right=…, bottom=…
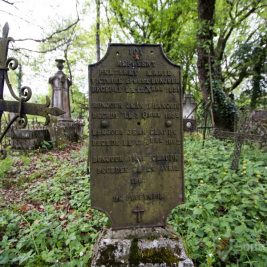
left=89, top=44, right=184, bottom=229
left=48, top=59, right=84, bottom=144
left=49, top=59, right=72, bottom=123
left=89, top=44, right=193, bottom=266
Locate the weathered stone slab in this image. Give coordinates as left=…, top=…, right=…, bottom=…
left=11, top=129, right=50, bottom=149
left=89, top=44, right=184, bottom=229
left=91, top=227, right=194, bottom=267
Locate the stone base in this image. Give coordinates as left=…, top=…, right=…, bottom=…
left=91, top=227, right=194, bottom=267
left=11, top=129, right=50, bottom=150
left=48, top=122, right=84, bottom=145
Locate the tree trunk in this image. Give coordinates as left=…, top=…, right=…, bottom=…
left=197, top=0, right=237, bottom=131
left=96, top=0, right=101, bottom=61
left=250, top=34, right=266, bottom=109
left=197, top=0, right=215, bottom=102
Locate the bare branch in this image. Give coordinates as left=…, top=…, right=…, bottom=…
left=1, top=0, right=14, bottom=5
left=64, top=28, right=78, bottom=83
left=11, top=39, right=71, bottom=54
left=215, top=2, right=260, bottom=61
left=14, top=17, right=80, bottom=43
left=0, top=9, right=44, bottom=30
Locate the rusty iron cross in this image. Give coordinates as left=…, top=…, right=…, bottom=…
left=0, top=23, right=64, bottom=158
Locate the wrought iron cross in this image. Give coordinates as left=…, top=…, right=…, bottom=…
left=0, top=23, right=64, bottom=158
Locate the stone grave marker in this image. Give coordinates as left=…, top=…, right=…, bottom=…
left=89, top=44, right=193, bottom=266
left=89, top=44, right=184, bottom=230
left=48, top=59, right=84, bottom=145
left=49, top=59, right=72, bottom=123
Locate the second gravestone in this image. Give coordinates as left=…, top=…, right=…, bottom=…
left=89, top=44, right=193, bottom=266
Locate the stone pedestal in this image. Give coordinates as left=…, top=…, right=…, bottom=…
left=11, top=129, right=50, bottom=149
left=91, top=227, right=194, bottom=267
left=48, top=120, right=84, bottom=146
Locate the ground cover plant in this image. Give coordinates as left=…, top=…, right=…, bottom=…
left=0, top=136, right=266, bottom=266
left=170, top=135, right=267, bottom=266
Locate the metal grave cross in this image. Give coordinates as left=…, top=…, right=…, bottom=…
left=0, top=23, right=64, bottom=158
left=214, top=112, right=266, bottom=170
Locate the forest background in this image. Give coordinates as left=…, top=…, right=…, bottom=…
left=1, top=0, right=266, bottom=127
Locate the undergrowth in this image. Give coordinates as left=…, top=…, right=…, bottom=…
left=0, top=136, right=266, bottom=266
left=169, top=135, right=267, bottom=266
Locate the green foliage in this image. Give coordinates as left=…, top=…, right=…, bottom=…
left=0, top=144, right=108, bottom=266
left=169, top=135, right=267, bottom=266
left=40, top=140, right=53, bottom=150
left=0, top=157, right=13, bottom=179
left=1, top=137, right=266, bottom=266
left=110, top=0, right=198, bottom=93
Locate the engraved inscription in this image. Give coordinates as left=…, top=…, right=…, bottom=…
left=92, top=129, right=123, bottom=135
left=92, top=112, right=118, bottom=119
left=117, top=60, right=155, bottom=68
left=92, top=156, right=125, bottom=163
left=99, top=69, right=138, bottom=76
left=152, top=154, right=179, bottom=162
left=112, top=192, right=164, bottom=202
left=97, top=166, right=129, bottom=174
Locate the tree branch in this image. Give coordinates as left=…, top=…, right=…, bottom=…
left=11, top=39, right=71, bottom=54
left=103, top=0, right=112, bottom=42
left=0, top=9, right=43, bottom=29
left=14, top=17, right=80, bottom=43
left=1, top=0, right=14, bottom=5
left=215, top=3, right=259, bottom=61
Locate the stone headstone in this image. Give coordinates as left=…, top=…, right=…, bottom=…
left=89, top=44, right=184, bottom=229
left=49, top=59, right=72, bottom=122
left=48, top=59, right=84, bottom=145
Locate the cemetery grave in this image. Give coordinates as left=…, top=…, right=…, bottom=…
left=89, top=44, right=193, bottom=266
left=0, top=0, right=267, bottom=266
left=0, top=23, right=65, bottom=158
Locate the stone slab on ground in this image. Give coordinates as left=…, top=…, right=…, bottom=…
left=11, top=129, right=50, bottom=149
left=91, top=227, right=194, bottom=267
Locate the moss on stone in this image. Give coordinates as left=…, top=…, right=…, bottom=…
left=139, top=247, right=180, bottom=264
left=129, top=238, right=139, bottom=266
left=129, top=238, right=181, bottom=266
left=96, top=244, right=116, bottom=266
